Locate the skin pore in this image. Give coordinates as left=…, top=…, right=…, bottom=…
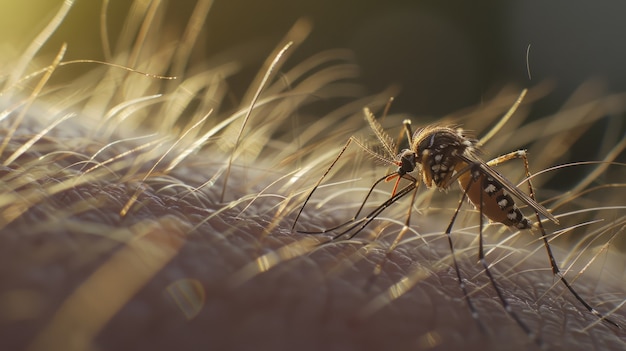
left=1, top=1, right=625, bottom=351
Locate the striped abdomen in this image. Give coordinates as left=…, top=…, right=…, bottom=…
left=457, top=166, right=531, bottom=230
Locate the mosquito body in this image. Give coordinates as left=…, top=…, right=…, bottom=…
left=399, top=124, right=544, bottom=229
left=292, top=104, right=620, bottom=346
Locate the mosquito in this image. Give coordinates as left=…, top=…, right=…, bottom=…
left=291, top=101, right=621, bottom=345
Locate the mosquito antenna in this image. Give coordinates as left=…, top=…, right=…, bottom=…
left=363, top=107, right=396, bottom=160
left=293, top=108, right=402, bottom=233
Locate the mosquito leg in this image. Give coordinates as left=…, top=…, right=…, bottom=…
left=299, top=180, right=416, bottom=244
left=293, top=136, right=396, bottom=232
left=517, top=152, right=622, bottom=329
left=487, top=149, right=620, bottom=328
left=445, top=175, right=486, bottom=333
left=400, top=174, right=418, bottom=227
left=475, top=171, right=540, bottom=346
left=299, top=182, right=414, bottom=243
left=535, top=219, right=621, bottom=328
left=390, top=118, right=414, bottom=157
left=485, top=149, right=528, bottom=167
left=292, top=137, right=356, bottom=232
left=366, top=176, right=420, bottom=290
left=341, top=181, right=417, bottom=241
left=296, top=173, right=393, bottom=235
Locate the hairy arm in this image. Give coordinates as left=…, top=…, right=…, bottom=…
left=0, top=126, right=624, bottom=351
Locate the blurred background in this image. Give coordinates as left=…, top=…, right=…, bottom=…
left=1, top=0, right=625, bottom=167
left=3, top=0, right=626, bottom=114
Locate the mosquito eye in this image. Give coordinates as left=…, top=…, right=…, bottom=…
left=398, top=151, right=416, bottom=173
left=405, top=151, right=414, bottom=160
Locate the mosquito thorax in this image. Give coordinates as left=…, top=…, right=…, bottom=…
left=412, top=126, right=475, bottom=188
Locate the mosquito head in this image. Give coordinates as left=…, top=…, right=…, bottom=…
left=397, top=149, right=417, bottom=176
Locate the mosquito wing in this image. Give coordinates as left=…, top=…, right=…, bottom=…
left=458, top=153, right=559, bottom=224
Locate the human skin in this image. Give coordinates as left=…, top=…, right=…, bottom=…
left=0, top=108, right=624, bottom=351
